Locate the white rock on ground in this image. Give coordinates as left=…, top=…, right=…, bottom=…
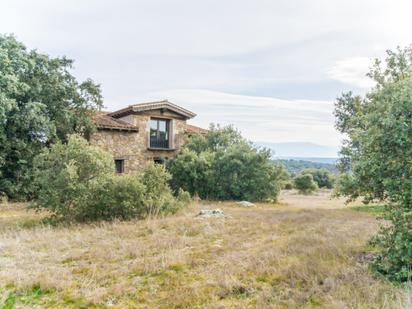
left=236, top=201, right=255, bottom=207
left=197, top=208, right=225, bottom=218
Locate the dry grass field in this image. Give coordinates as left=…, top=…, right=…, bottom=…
left=0, top=190, right=410, bottom=308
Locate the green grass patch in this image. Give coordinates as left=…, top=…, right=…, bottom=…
left=350, top=205, right=385, bottom=215
left=0, top=284, right=92, bottom=309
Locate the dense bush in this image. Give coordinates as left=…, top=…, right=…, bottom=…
left=166, top=149, right=214, bottom=199
left=168, top=125, right=287, bottom=202
left=334, top=46, right=412, bottom=282
left=293, top=174, right=318, bottom=194
left=301, top=168, right=334, bottom=188
left=32, top=135, right=189, bottom=222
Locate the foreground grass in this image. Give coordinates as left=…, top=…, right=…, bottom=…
left=0, top=192, right=409, bottom=308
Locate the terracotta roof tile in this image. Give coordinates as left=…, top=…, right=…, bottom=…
left=93, top=112, right=138, bottom=131
left=185, top=124, right=208, bottom=135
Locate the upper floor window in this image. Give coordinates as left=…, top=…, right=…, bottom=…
left=150, top=118, right=170, bottom=148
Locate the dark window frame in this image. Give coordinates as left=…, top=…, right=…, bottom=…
left=150, top=118, right=171, bottom=149
left=114, top=159, right=124, bottom=173
left=153, top=157, right=168, bottom=164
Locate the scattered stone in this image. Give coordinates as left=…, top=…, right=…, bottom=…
left=320, top=277, right=336, bottom=291
left=236, top=201, right=255, bottom=207
left=196, top=208, right=225, bottom=218
left=358, top=252, right=377, bottom=263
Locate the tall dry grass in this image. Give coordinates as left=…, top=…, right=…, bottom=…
left=0, top=192, right=409, bottom=308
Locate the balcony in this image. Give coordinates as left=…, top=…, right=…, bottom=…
left=149, top=136, right=170, bottom=149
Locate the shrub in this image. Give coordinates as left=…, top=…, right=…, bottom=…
left=31, top=134, right=113, bottom=221
left=140, top=163, right=190, bottom=217
left=87, top=174, right=146, bottom=221
left=167, top=149, right=214, bottom=198
left=293, top=174, right=318, bottom=194
left=32, top=135, right=188, bottom=222
left=301, top=168, right=334, bottom=188
left=168, top=125, right=287, bottom=202
left=283, top=181, right=294, bottom=190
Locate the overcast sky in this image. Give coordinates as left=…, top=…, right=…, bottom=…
left=1, top=0, right=411, bottom=150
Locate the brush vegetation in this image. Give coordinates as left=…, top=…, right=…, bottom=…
left=31, top=135, right=189, bottom=222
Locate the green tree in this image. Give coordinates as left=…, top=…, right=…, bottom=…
left=293, top=173, right=318, bottom=194
left=334, top=46, right=412, bottom=282
left=168, top=125, right=287, bottom=202
left=185, top=123, right=244, bottom=153
left=301, top=168, right=334, bottom=188
left=0, top=34, right=102, bottom=199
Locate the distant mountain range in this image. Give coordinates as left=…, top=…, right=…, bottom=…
left=255, top=142, right=339, bottom=161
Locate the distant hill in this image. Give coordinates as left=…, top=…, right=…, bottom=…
left=277, top=157, right=337, bottom=164
left=274, top=158, right=339, bottom=176
left=255, top=142, right=339, bottom=158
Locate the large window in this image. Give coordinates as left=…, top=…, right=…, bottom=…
left=150, top=118, right=170, bottom=148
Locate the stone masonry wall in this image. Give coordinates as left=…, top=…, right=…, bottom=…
left=90, top=111, right=187, bottom=173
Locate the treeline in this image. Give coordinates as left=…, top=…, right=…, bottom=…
left=274, top=159, right=338, bottom=176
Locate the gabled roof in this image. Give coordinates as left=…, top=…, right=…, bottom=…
left=93, top=112, right=139, bottom=131
left=185, top=124, right=209, bottom=135
left=109, top=100, right=196, bottom=119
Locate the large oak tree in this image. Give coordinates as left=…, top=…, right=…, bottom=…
left=0, top=35, right=103, bottom=199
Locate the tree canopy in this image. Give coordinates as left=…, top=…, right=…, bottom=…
left=0, top=35, right=103, bottom=199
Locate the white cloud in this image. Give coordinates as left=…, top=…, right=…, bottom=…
left=328, top=57, right=375, bottom=89
left=132, top=89, right=341, bottom=146
left=1, top=0, right=411, bottom=150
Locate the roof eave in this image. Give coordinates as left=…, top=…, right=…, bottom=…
left=131, top=106, right=196, bottom=119
left=96, top=125, right=139, bottom=132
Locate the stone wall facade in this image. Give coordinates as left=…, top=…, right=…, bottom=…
left=90, top=110, right=188, bottom=173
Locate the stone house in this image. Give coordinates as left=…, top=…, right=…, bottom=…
left=90, top=100, right=207, bottom=173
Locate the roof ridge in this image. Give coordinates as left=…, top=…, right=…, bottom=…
left=131, top=99, right=169, bottom=106
left=108, top=100, right=196, bottom=119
